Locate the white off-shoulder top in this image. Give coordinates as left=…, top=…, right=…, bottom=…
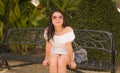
left=44, top=29, right=75, bottom=54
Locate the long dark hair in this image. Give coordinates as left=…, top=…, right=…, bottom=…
left=47, top=9, right=69, bottom=42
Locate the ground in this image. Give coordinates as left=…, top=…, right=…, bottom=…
left=0, top=60, right=120, bottom=73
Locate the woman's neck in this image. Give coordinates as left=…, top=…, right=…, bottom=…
left=55, top=26, right=63, bottom=33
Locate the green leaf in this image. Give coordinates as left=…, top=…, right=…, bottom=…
left=35, top=14, right=44, bottom=20
left=15, top=21, right=22, bottom=28
left=52, top=0, right=61, bottom=9
left=66, top=7, right=77, bottom=11
left=61, top=0, right=69, bottom=11
left=9, top=10, right=17, bottom=24
left=74, top=0, right=81, bottom=7
left=0, top=0, right=5, bottom=15
left=31, top=20, right=38, bottom=27
left=0, top=21, right=4, bottom=42
left=34, top=8, right=46, bottom=20
left=14, top=4, right=20, bottom=18
left=21, top=17, right=28, bottom=28
left=32, top=8, right=38, bottom=17
left=13, top=0, right=19, bottom=4
left=67, top=0, right=74, bottom=6
left=39, top=7, right=46, bottom=14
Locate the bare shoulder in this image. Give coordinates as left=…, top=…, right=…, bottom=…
left=44, top=27, right=48, bottom=32
left=64, top=26, right=73, bottom=32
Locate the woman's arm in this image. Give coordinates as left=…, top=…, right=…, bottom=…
left=66, top=42, right=74, bottom=62
left=66, top=42, right=76, bottom=69
left=43, top=40, right=51, bottom=66
left=44, top=27, right=51, bottom=59
left=45, top=40, right=51, bottom=60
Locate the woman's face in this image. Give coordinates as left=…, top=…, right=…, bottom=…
left=51, top=11, right=63, bottom=27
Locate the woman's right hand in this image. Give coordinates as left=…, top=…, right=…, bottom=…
left=43, top=59, right=49, bottom=66
left=69, top=61, right=76, bottom=69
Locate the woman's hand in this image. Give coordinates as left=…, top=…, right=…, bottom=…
left=69, top=61, right=76, bottom=69
left=43, top=59, right=49, bottom=66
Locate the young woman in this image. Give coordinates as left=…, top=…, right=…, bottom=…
left=43, top=9, right=76, bottom=73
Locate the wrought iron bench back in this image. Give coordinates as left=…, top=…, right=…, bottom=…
left=74, top=29, right=114, bottom=53
left=3, top=28, right=45, bottom=45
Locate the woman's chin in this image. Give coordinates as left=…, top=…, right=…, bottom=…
left=54, top=24, right=62, bottom=27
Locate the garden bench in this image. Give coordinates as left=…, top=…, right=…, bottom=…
left=0, top=28, right=116, bottom=73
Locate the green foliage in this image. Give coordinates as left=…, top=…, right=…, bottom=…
left=0, top=0, right=48, bottom=28
left=29, top=7, right=47, bottom=27
left=72, top=0, right=120, bottom=30
left=9, top=44, right=35, bottom=55
left=0, top=21, right=4, bottom=44
left=88, top=49, right=111, bottom=61
left=68, top=0, right=120, bottom=62
left=0, top=0, right=5, bottom=15
left=0, top=0, right=80, bottom=54
left=0, top=0, right=48, bottom=54
left=51, top=0, right=80, bottom=11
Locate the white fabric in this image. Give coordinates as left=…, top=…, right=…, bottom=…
left=44, top=29, right=75, bottom=54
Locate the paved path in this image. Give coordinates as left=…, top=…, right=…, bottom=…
left=0, top=60, right=119, bottom=73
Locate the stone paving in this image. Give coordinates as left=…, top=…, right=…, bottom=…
left=0, top=60, right=119, bottom=73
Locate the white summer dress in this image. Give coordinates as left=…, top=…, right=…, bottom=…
left=44, top=29, right=75, bottom=54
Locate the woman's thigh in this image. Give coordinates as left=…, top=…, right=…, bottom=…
left=58, top=54, right=70, bottom=65
left=49, top=53, right=59, bottom=64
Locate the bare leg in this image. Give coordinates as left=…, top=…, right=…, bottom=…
left=49, top=54, right=59, bottom=73
left=58, top=54, right=70, bottom=73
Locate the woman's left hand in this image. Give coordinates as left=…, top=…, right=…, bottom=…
left=69, top=61, right=76, bottom=69
left=43, top=59, right=49, bottom=66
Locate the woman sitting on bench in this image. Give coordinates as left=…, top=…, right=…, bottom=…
left=43, top=9, right=76, bottom=73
